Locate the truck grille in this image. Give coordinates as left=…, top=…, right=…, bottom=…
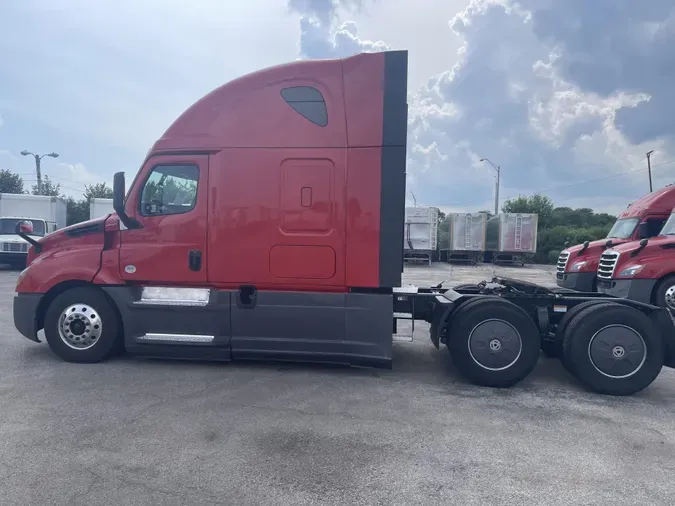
left=597, top=250, right=619, bottom=280
left=1, top=242, right=28, bottom=253
left=556, top=251, right=570, bottom=279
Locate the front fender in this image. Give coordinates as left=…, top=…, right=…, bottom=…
left=16, top=245, right=102, bottom=294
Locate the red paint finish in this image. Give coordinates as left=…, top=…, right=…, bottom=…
left=342, top=53, right=385, bottom=147
left=152, top=59, right=347, bottom=151
left=345, top=148, right=382, bottom=288
left=207, top=148, right=347, bottom=289
left=269, top=245, right=336, bottom=279
left=119, top=154, right=209, bottom=285
left=15, top=221, right=106, bottom=293
left=609, top=235, right=675, bottom=280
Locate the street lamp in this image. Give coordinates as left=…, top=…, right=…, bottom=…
left=480, top=157, right=501, bottom=216
left=20, top=150, right=59, bottom=195
left=646, top=150, right=654, bottom=193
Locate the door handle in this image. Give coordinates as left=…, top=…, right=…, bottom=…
left=188, top=249, right=202, bottom=271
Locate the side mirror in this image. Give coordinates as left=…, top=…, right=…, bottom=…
left=18, top=220, right=33, bottom=234
left=15, top=220, right=41, bottom=253
left=640, top=238, right=648, bottom=247
left=638, top=222, right=649, bottom=239
left=113, top=171, right=141, bottom=230
left=113, top=172, right=125, bottom=214
left=564, top=241, right=570, bottom=248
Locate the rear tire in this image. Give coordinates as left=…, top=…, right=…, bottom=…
left=44, top=286, right=121, bottom=363
left=544, top=300, right=614, bottom=361
left=446, top=297, right=540, bottom=388
left=562, top=304, right=664, bottom=395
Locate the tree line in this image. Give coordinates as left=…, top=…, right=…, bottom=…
left=0, top=169, right=113, bottom=225
left=437, top=193, right=617, bottom=264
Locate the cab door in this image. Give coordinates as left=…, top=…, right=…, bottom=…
left=119, top=154, right=208, bottom=284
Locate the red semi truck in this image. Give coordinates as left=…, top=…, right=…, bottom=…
left=557, top=185, right=675, bottom=292
left=597, top=208, right=675, bottom=310
left=11, top=50, right=675, bottom=395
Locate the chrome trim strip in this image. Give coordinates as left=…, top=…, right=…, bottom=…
left=137, top=333, right=215, bottom=343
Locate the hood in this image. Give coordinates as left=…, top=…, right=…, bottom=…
left=610, top=235, right=675, bottom=255
left=565, top=238, right=625, bottom=256
left=35, top=216, right=108, bottom=248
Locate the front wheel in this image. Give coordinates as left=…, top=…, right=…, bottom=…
left=44, top=286, right=121, bottom=363
left=446, top=297, right=541, bottom=388
left=653, top=275, right=675, bottom=312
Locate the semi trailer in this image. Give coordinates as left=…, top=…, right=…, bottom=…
left=557, top=185, right=675, bottom=292
left=12, top=50, right=675, bottom=396
left=403, top=206, right=439, bottom=265
left=441, top=212, right=487, bottom=264
left=485, top=213, right=538, bottom=265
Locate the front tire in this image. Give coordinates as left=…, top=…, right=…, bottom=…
left=44, top=286, right=121, bottom=363
left=446, top=297, right=541, bottom=388
left=562, top=304, right=664, bottom=395
left=653, top=275, right=675, bottom=312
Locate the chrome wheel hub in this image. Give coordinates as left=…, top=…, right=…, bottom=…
left=664, top=285, right=675, bottom=311
left=58, top=304, right=102, bottom=350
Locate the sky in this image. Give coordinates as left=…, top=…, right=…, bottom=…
left=1, top=0, right=674, bottom=216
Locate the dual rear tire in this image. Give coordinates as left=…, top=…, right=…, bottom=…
left=445, top=297, right=664, bottom=395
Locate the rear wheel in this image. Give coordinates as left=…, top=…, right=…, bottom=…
left=543, top=300, right=614, bottom=361
left=562, top=304, right=664, bottom=395
left=446, top=297, right=540, bottom=388
left=44, top=286, right=121, bottom=363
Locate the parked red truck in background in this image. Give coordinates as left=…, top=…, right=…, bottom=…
left=557, top=185, right=675, bottom=292
left=597, top=207, right=675, bottom=311
left=11, top=50, right=675, bottom=396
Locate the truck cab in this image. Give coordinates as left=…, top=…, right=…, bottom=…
left=556, top=185, right=675, bottom=292
left=597, top=207, right=675, bottom=310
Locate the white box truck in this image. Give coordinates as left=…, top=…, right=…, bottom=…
left=0, top=193, right=67, bottom=268
left=89, top=198, right=114, bottom=220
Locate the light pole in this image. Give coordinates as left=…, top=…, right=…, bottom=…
left=480, top=157, right=500, bottom=216
left=646, top=150, right=654, bottom=193
left=20, top=150, right=59, bottom=195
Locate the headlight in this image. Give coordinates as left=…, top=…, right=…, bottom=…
left=619, top=265, right=644, bottom=277
left=570, top=261, right=587, bottom=271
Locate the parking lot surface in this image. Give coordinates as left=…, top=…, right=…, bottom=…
left=2, top=264, right=675, bottom=505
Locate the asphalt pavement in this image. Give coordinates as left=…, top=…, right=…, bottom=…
left=1, top=264, right=675, bottom=505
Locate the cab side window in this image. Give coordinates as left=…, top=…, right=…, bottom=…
left=140, top=164, right=199, bottom=217
left=646, top=217, right=666, bottom=236
left=281, top=86, right=328, bottom=127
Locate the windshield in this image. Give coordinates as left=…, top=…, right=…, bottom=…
left=0, top=218, right=46, bottom=236
left=606, top=218, right=639, bottom=240
left=659, top=213, right=675, bottom=236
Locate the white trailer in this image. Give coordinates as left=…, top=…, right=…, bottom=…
left=0, top=193, right=67, bottom=267
left=403, top=206, right=439, bottom=265
left=485, top=213, right=539, bottom=265
left=444, top=213, right=488, bottom=264
left=89, top=198, right=114, bottom=220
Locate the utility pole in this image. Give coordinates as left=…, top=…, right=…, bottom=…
left=646, top=150, right=654, bottom=193
left=480, top=158, right=501, bottom=216
left=20, top=150, right=59, bottom=195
